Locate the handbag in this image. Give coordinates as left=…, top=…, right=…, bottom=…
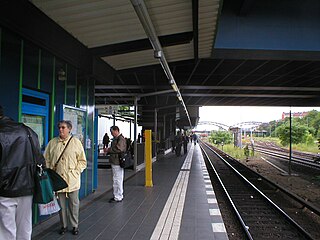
left=38, top=195, right=61, bottom=216
left=33, top=164, right=54, bottom=204
left=46, top=168, right=68, bottom=192
left=25, top=126, right=55, bottom=204
left=119, top=151, right=133, bottom=169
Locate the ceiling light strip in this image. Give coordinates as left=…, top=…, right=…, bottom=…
left=131, top=0, right=192, bottom=128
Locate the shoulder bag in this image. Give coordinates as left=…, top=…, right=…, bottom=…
left=26, top=127, right=68, bottom=203
left=53, top=136, right=73, bottom=171
left=116, top=137, right=133, bottom=169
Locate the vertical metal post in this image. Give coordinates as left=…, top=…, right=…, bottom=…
left=163, top=114, right=166, bottom=147
left=112, top=112, right=116, bottom=126
left=154, top=108, right=158, bottom=158
left=240, top=128, right=242, bottom=148
left=129, top=120, right=132, bottom=140
left=289, top=110, right=292, bottom=175
left=145, top=129, right=153, bottom=187
left=134, top=97, right=138, bottom=171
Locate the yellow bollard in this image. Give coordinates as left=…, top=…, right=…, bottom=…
left=145, top=130, right=153, bottom=187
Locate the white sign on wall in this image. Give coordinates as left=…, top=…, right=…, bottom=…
left=105, top=105, right=118, bottom=115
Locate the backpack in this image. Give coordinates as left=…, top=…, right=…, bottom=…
left=118, top=137, right=133, bottom=169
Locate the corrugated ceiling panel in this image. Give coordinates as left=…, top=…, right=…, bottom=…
left=103, top=49, right=159, bottom=70
left=31, top=0, right=147, bottom=47
left=165, top=42, right=194, bottom=60
left=146, top=0, right=192, bottom=35
left=31, top=0, right=220, bottom=68
left=104, top=43, right=193, bottom=70
left=198, top=0, right=220, bottom=58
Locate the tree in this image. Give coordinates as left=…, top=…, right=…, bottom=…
left=209, top=130, right=233, bottom=145
left=306, top=110, right=320, bottom=138
left=275, top=123, right=310, bottom=146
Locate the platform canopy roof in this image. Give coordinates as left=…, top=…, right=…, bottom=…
left=26, top=0, right=320, bottom=127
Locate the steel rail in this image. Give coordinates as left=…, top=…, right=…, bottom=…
left=254, top=147, right=320, bottom=169
left=200, top=140, right=315, bottom=240
left=199, top=143, right=254, bottom=240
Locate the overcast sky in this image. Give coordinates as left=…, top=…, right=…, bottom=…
left=197, top=106, right=320, bottom=130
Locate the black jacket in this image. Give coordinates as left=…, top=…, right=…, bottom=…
left=0, top=116, right=44, bottom=197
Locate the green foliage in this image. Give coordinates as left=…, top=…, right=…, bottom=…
left=305, top=133, right=314, bottom=145
left=255, top=137, right=318, bottom=153
left=216, top=144, right=246, bottom=159
left=118, top=106, right=133, bottom=117
left=209, top=130, right=233, bottom=145
left=256, top=110, right=320, bottom=138
left=212, top=143, right=261, bottom=161
left=244, top=145, right=250, bottom=159
left=275, top=123, right=311, bottom=146
left=307, top=111, right=320, bottom=138
left=292, top=142, right=318, bottom=153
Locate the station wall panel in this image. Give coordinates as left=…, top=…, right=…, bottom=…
left=0, top=28, right=21, bottom=121
left=0, top=26, right=97, bottom=222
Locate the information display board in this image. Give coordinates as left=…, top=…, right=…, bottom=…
left=61, top=105, right=86, bottom=146
left=22, top=114, right=45, bottom=149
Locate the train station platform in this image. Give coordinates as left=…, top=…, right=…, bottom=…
left=32, top=143, right=228, bottom=240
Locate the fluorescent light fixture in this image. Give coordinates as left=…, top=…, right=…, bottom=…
left=172, top=84, right=179, bottom=92
left=154, top=50, right=162, bottom=58
left=131, top=0, right=192, bottom=128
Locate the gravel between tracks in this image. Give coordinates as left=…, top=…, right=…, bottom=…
left=218, top=154, right=320, bottom=239
left=241, top=156, right=320, bottom=209
left=209, top=150, right=320, bottom=240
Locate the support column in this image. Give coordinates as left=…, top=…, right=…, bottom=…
left=163, top=114, right=166, bottom=141
left=134, top=97, right=139, bottom=171
left=145, top=129, right=153, bottom=187
left=129, top=120, right=132, bottom=140
left=154, top=108, right=158, bottom=158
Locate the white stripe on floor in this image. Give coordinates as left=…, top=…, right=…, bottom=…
left=151, top=144, right=194, bottom=240
left=197, top=145, right=228, bottom=239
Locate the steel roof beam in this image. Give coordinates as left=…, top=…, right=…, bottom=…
left=89, top=32, right=193, bottom=57
left=95, top=92, right=317, bottom=98
left=95, top=85, right=320, bottom=92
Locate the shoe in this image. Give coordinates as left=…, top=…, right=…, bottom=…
left=59, top=227, right=67, bottom=235
left=108, top=198, right=122, bottom=203
left=72, top=227, right=79, bottom=235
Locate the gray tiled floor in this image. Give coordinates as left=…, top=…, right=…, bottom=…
left=32, top=144, right=228, bottom=240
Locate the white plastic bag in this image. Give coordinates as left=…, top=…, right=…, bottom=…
left=38, top=195, right=60, bottom=216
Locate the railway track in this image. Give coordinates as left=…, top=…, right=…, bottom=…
left=199, top=141, right=320, bottom=240
left=253, top=145, right=320, bottom=170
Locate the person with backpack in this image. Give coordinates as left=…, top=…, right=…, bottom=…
left=105, top=126, right=127, bottom=203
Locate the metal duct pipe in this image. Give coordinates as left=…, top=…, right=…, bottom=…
left=131, top=0, right=192, bottom=128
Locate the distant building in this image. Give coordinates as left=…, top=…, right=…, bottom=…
left=282, top=111, right=309, bottom=120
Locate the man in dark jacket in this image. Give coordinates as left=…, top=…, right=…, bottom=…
left=0, top=105, right=44, bottom=239
left=106, top=126, right=126, bottom=203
